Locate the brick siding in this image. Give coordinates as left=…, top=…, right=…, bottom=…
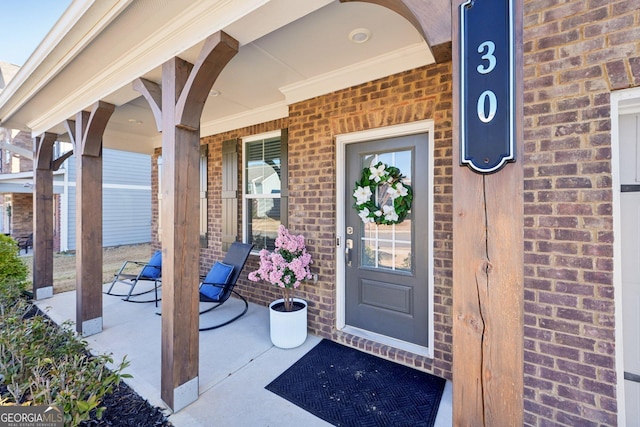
left=10, top=193, right=32, bottom=240
left=522, top=0, right=639, bottom=424
left=287, top=63, right=453, bottom=377
left=151, top=63, right=454, bottom=379
left=147, top=0, right=639, bottom=422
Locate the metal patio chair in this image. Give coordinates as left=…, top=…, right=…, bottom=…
left=16, top=233, right=33, bottom=254
left=198, top=242, right=254, bottom=331
left=105, top=250, right=162, bottom=306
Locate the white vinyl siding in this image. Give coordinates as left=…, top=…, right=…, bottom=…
left=64, top=148, right=151, bottom=250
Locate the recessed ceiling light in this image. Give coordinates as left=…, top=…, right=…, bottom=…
left=209, top=89, right=221, bottom=97
left=349, top=28, right=371, bottom=44
left=127, top=119, right=143, bottom=125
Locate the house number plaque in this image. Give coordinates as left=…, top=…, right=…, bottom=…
left=460, top=0, right=515, bottom=173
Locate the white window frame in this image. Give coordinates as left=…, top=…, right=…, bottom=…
left=242, top=130, right=282, bottom=250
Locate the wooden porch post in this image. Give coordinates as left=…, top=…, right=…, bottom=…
left=451, top=0, right=524, bottom=425
left=134, top=31, right=238, bottom=411
left=32, top=132, right=57, bottom=300
left=65, top=101, right=114, bottom=337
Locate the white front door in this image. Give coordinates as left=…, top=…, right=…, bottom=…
left=620, top=113, right=640, bottom=423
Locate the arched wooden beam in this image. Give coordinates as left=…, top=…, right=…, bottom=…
left=64, top=119, right=76, bottom=146
left=150, top=31, right=238, bottom=412
left=35, top=132, right=73, bottom=171
left=34, top=132, right=57, bottom=170
left=32, top=132, right=58, bottom=300
left=80, top=101, right=115, bottom=157
left=132, top=78, right=163, bottom=132
left=339, top=0, right=452, bottom=62
left=175, top=31, right=239, bottom=131
left=64, top=101, right=114, bottom=336
left=53, top=150, right=74, bottom=171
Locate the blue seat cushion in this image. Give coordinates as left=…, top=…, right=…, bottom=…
left=141, top=250, right=162, bottom=279
left=200, top=261, right=234, bottom=301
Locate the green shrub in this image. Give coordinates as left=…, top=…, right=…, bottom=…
left=0, top=269, right=131, bottom=426
left=0, top=235, right=28, bottom=307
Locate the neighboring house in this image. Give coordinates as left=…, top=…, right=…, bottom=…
left=0, top=136, right=152, bottom=251
left=0, top=62, right=151, bottom=251
left=1, top=0, right=639, bottom=424
left=64, top=147, right=151, bottom=250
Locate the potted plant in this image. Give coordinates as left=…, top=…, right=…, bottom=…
left=248, top=225, right=313, bottom=348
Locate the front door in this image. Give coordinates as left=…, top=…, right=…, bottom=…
left=344, top=133, right=429, bottom=348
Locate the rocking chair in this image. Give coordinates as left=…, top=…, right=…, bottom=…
left=105, top=250, right=162, bottom=306
left=198, top=242, right=254, bottom=331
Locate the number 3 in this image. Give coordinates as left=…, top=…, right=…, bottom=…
left=477, top=41, right=496, bottom=74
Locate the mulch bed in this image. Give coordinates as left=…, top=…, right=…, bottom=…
left=2, top=301, right=173, bottom=427
left=0, top=380, right=172, bottom=427
left=80, top=381, right=172, bottom=427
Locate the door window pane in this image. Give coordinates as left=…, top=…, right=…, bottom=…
left=360, top=150, right=412, bottom=272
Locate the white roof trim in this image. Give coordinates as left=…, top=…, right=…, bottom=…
left=0, top=0, right=134, bottom=126
left=201, top=101, right=289, bottom=139
left=26, top=0, right=271, bottom=136
left=281, top=42, right=432, bottom=105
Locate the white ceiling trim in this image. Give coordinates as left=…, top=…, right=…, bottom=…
left=200, top=101, right=289, bottom=139
left=280, top=42, right=433, bottom=105
left=27, top=0, right=271, bottom=136
left=103, top=128, right=160, bottom=154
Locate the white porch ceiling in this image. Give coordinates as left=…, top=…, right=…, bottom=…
left=0, top=0, right=438, bottom=154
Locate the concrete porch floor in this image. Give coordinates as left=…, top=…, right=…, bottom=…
left=34, top=282, right=452, bottom=427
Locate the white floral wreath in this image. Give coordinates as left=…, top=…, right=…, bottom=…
left=352, top=160, right=413, bottom=225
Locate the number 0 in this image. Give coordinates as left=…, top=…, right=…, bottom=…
left=477, top=90, right=497, bottom=123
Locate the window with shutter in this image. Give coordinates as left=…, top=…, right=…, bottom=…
left=241, top=129, right=288, bottom=251
left=221, top=139, right=238, bottom=252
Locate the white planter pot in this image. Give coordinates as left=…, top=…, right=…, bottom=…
left=269, top=298, right=308, bottom=349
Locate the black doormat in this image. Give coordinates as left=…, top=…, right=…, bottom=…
left=265, top=340, right=446, bottom=427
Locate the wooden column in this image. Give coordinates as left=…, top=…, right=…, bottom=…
left=451, top=0, right=524, bottom=425
left=134, top=31, right=238, bottom=412
left=65, top=101, right=114, bottom=337
left=32, top=132, right=57, bottom=300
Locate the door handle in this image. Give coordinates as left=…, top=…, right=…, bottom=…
left=345, top=238, right=353, bottom=266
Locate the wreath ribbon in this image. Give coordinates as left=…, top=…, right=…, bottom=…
left=352, top=161, right=413, bottom=225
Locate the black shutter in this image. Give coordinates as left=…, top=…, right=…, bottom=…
left=280, top=128, right=288, bottom=227
left=199, top=145, right=208, bottom=248
left=221, top=138, right=238, bottom=252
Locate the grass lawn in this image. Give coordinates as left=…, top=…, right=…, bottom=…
left=23, top=243, right=153, bottom=293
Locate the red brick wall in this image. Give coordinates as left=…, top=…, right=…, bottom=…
left=522, top=0, right=639, bottom=424
left=286, top=63, right=453, bottom=377
left=147, top=1, right=638, bottom=420
left=151, top=63, right=454, bottom=379
left=10, top=193, right=32, bottom=240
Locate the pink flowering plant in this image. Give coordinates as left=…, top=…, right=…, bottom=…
left=248, top=225, right=313, bottom=311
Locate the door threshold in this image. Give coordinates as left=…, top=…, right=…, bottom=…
left=341, top=325, right=433, bottom=358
